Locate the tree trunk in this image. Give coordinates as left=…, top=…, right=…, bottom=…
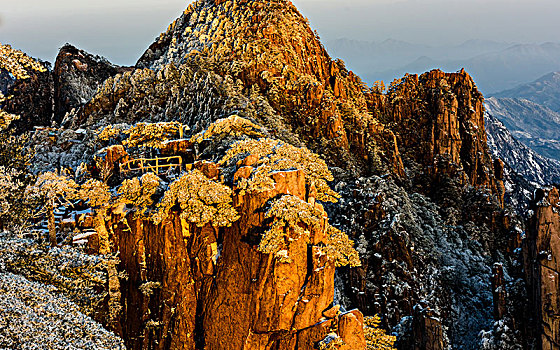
left=106, top=259, right=122, bottom=336
left=95, top=210, right=110, bottom=255
left=47, top=202, right=56, bottom=247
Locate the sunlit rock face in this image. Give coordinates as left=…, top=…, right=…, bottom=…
left=370, top=69, right=504, bottom=202
left=104, top=164, right=365, bottom=350
left=526, top=187, right=560, bottom=350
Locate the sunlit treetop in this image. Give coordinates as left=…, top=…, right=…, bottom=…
left=320, top=225, right=361, bottom=267
left=259, top=194, right=360, bottom=267
left=123, top=122, right=188, bottom=149
left=117, top=172, right=162, bottom=215
left=78, top=179, right=111, bottom=209
left=96, top=124, right=129, bottom=142
left=0, top=91, right=8, bottom=103
left=0, top=43, right=46, bottom=80
left=26, top=171, right=79, bottom=209
left=152, top=169, right=239, bottom=227
left=259, top=194, right=324, bottom=261
left=220, top=138, right=340, bottom=202
left=364, top=315, right=397, bottom=350
left=0, top=110, right=20, bottom=131
left=97, top=122, right=189, bottom=149
left=190, top=115, right=264, bottom=144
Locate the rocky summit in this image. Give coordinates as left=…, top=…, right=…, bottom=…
left=0, top=1, right=559, bottom=350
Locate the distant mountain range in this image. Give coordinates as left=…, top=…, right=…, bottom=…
left=491, top=71, right=560, bottom=112
left=485, top=97, right=560, bottom=160
left=485, top=72, right=560, bottom=162
left=327, top=36, right=560, bottom=185
left=485, top=112, right=560, bottom=188
left=483, top=71, right=560, bottom=206
left=326, top=39, right=560, bottom=94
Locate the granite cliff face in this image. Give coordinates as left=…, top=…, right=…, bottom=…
left=105, top=165, right=365, bottom=350
left=367, top=69, right=504, bottom=202
left=525, top=187, right=560, bottom=350
left=66, top=126, right=369, bottom=350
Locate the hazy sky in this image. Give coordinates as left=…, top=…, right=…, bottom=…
left=1, top=0, right=559, bottom=66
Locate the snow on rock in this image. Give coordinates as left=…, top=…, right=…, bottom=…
left=0, top=271, right=124, bottom=349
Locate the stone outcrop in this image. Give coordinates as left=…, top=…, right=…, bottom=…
left=338, top=310, right=367, bottom=349
left=94, top=144, right=130, bottom=181
left=492, top=263, right=507, bottom=320
left=105, top=163, right=366, bottom=350
left=371, top=69, right=503, bottom=198
left=410, top=305, right=447, bottom=350
left=525, top=187, right=560, bottom=349
left=3, top=63, right=54, bottom=131
left=54, top=44, right=131, bottom=124
left=2, top=44, right=128, bottom=132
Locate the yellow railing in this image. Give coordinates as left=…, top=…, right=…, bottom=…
left=120, top=156, right=183, bottom=175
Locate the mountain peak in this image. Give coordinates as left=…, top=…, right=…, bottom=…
left=491, top=70, right=560, bottom=113
left=136, top=0, right=382, bottom=172
left=138, top=0, right=318, bottom=70
left=53, top=43, right=135, bottom=124
left=538, top=70, right=560, bottom=81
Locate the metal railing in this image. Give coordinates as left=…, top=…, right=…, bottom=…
left=119, top=156, right=183, bottom=175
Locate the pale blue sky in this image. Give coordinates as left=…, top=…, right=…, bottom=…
left=0, top=0, right=559, bottom=65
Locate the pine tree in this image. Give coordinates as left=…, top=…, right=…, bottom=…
left=363, top=315, right=397, bottom=350
left=78, top=179, right=112, bottom=254
left=26, top=172, right=78, bottom=246
left=116, top=172, right=162, bottom=217
left=153, top=169, right=238, bottom=227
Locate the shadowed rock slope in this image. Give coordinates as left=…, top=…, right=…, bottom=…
left=1, top=44, right=129, bottom=132
left=54, top=43, right=132, bottom=124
